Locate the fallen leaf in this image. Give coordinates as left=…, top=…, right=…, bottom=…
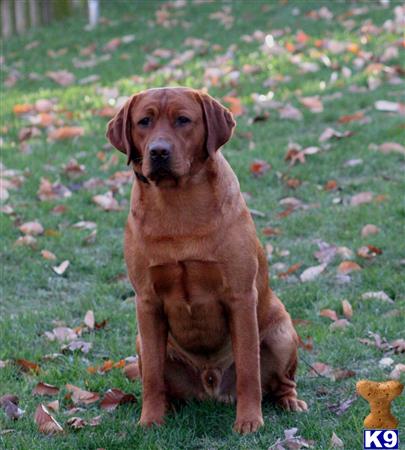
left=337, top=261, right=361, bottom=274
left=377, top=142, right=405, bottom=156
left=279, top=104, right=303, bottom=121
left=379, top=357, right=394, bottom=368
left=63, top=159, right=86, bottom=178
left=0, top=395, right=24, bottom=420
left=223, top=96, right=243, bottom=116
left=300, top=264, right=326, bottom=282
left=13, top=103, right=34, bottom=115
left=46, top=400, right=59, bottom=412
left=391, top=339, right=405, bottom=353
left=299, top=96, right=323, bottom=113
left=61, top=340, right=92, bottom=354
left=250, top=160, right=271, bottom=177
left=92, top=192, right=120, bottom=211
left=19, top=221, right=44, bottom=236
left=84, top=310, right=95, bottom=329
left=100, top=388, right=136, bottom=411
left=338, top=111, right=364, bottom=123
left=34, top=404, right=63, bottom=434
left=52, top=260, right=70, bottom=276
left=15, top=359, right=40, bottom=373
left=350, top=191, right=374, bottom=206
left=319, top=127, right=353, bottom=142
left=361, top=224, right=380, bottom=237
left=37, top=177, right=72, bottom=201
left=330, top=319, right=350, bottom=330
left=41, top=250, right=56, bottom=260
left=66, top=384, right=99, bottom=405
left=324, top=180, right=338, bottom=191
left=319, top=309, right=338, bottom=321
left=314, top=241, right=337, bottom=265
left=32, top=382, right=59, bottom=396
left=330, top=432, right=344, bottom=448
left=375, top=100, right=405, bottom=114
left=35, top=99, right=54, bottom=113
left=47, top=70, right=75, bottom=86
left=309, top=362, right=333, bottom=377
left=45, top=326, right=77, bottom=342
left=278, top=263, right=302, bottom=279
left=361, top=291, right=394, bottom=303
left=66, top=416, right=86, bottom=429
left=328, top=395, right=357, bottom=415
left=341, top=300, right=353, bottom=319
left=103, top=37, right=121, bottom=52
left=124, top=361, right=140, bottom=381
left=72, top=221, right=97, bottom=230
left=48, top=127, right=84, bottom=140
left=390, top=364, right=405, bottom=379
left=298, top=335, right=314, bottom=352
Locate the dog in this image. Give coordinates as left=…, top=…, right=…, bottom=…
left=106, top=87, right=307, bottom=434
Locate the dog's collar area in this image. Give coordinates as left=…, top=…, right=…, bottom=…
left=134, top=170, right=149, bottom=184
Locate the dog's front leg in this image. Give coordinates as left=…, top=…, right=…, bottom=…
left=136, top=298, right=168, bottom=427
left=229, top=291, right=263, bottom=434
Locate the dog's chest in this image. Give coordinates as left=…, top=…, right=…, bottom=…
left=149, top=260, right=229, bottom=352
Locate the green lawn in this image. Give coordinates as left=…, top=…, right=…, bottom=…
left=1, top=1, right=404, bottom=449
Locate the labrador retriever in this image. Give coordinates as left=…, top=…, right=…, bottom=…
left=106, top=87, right=307, bottom=434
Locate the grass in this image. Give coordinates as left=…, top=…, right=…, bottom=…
left=1, top=1, right=404, bottom=448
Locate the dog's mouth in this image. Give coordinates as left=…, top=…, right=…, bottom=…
left=148, top=167, right=177, bottom=185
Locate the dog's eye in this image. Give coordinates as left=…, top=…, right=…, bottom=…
left=176, top=116, right=191, bottom=126
left=138, top=117, right=151, bottom=127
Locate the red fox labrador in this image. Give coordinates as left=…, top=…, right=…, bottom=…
left=107, top=87, right=307, bottom=434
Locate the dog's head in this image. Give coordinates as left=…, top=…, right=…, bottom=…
left=106, top=87, right=235, bottom=186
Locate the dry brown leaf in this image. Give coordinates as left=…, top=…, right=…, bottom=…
left=66, top=384, right=99, bottom=405
left=361, top=224, right=380, bottom=237
left=13, top=103, right=34, bottom=115
left=32, top=382, right=59, bottom=396
left=19, top=221, right=44, bottom=236
left=278, top=263, right=302, bottom=279
left=52, top=260, right=70, bottom=276
left=361, top=291, right=394, bottom=303
left=35, top=99, right=53, bottom=113
left=324, top=180, right=338, bottom=191
left=375, top=100, right=405, bottom=114
left=390, top=364, right=405, bottom=379
left=309, top=362, right=333, bottom=377
left=46, top=400, right=59, bottom=412
left=300, top=264, right=326, bottom=282
left=0, top=395, right=24, bottom=420
left=299, top=96, right=323, bottom=113
left=319, top=127, right=352, bottom=142
left=378, top=142, right=405, bottom=156
left=391, top=339, right=405, bottom=353
left=15, top=359, right=40, bottom=373
left=92, top=192, right=120, bottom=211
left=61, top=340, right=92, bottom=354
left=330, top=319, right=350, bottom=330
left=41, top=250, right=56, bottom=260
left=319, top=309, right=338, bottom=321
left=250, top=160, right=271, bottom=177
left=67, top=416, right=86, bottom=429
left=222, top=96, right=243, bottom=116
left=338, top=111, right=364, bottom=123
left=100, top=388, right=136, bottom=411
left=330, top=432, right=344, bottom=448
left=341, top=299, right=353, bottom=319
left=46, top=70, right=75, bottom=86
left=279, top=104, right=303, bottom=121
left=84, top=310, right=95, bottom=329
left=34, top=404, right=63, bottom=434
left=350, top=191, right=374, bottom=206
left=63, top=159, right=86, bottom=177
left=124, top=361, right=140, bottom=381
left=37, top=177, right=72, bottom=201
left=337, top=261, right=361, bottom=274
left=48, top=127, right=84, bottom=140
left=46, top=326, right=77, bottom=342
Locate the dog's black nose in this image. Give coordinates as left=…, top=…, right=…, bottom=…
left=149, top=140, right=172, bottom=162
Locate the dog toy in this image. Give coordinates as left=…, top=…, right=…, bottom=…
left=356, top=380, right=403, bottom=429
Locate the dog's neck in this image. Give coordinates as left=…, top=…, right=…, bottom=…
left=130, top=154, right=245, bottom=235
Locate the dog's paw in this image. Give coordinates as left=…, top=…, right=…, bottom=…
left=138, top=414, right=165, bottom=428
left=233, top=415, right=264, bottom=434
left=278, top=396, right=308, bottom=412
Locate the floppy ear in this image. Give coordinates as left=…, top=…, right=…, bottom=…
left=198, top=92, right=236, bottom=157
left=106, top=94, right=139, bottom=165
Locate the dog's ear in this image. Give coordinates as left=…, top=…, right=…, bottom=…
left=106, top=94, right=140, bottom=165
left=198, top=92, right=236, bottom=157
